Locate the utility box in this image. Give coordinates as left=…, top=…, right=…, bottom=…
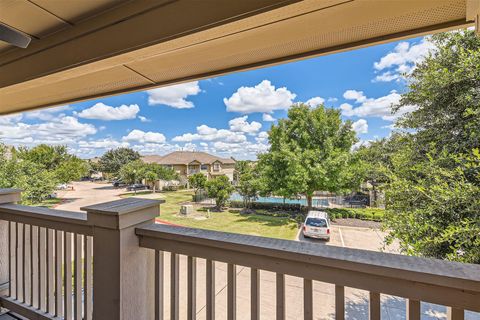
left=180, top=205, right=193, bottom=216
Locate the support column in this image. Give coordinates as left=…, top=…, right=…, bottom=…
left=0, top=189, right=22, bottom=296
left=82, top=197, right=163, bottom=320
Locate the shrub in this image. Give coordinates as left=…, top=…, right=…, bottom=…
left=363, top=213, right=374, bottom=220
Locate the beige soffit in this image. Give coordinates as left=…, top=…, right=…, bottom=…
left=0, top=0, right=476, bottom=115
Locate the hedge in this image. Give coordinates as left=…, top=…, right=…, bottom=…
left=228, top=200, right=385, bottom=222
left=229, top=200, right=304, bottom=212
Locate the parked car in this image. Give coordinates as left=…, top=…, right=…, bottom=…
left=112, top=180, right=127, bottom=188
left=126, top=184, right=149, bottom=191
left=302, top=211, right=330, bottom=241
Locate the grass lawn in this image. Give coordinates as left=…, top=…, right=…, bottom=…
left=131, top=190, right=299, bottom=240
left=32, top=198, right=63, bottom=208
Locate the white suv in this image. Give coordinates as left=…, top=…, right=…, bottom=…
left=302, top=211, right=330, bottom=241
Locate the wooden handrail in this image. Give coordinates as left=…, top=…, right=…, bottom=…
left=137, top=223, right=480, bottom=312
left=0, top=204, right=93, bottom=236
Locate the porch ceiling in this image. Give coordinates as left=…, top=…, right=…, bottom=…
left=0, top=0, right=476, bottom=115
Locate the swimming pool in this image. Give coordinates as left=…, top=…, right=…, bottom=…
left=229, top=193, right=329, bottom=207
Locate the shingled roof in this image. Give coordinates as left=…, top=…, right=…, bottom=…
left=142, top=151, right=235, bottom=165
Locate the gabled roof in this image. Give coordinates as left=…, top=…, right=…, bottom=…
left=142, top=151, right=235, bottom=166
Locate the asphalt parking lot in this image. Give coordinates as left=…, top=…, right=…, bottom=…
left=297, top=224, right=400, bottom=254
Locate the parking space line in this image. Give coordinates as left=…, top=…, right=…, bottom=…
left=338, top=227, right=345, bottom=247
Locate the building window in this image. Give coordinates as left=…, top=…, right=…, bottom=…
left=201, top=164, right=208, bottom=171
left=213, top=163, right=221, bottom=171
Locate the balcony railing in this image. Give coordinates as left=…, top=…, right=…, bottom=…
left=0, top=188, right=479, bottom=320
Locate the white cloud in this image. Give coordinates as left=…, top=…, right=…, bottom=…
left=228, top=116, right=262, bottom=135
left=255, top=131, right=269, bottom=143
left=0, top=113, right=22, bottom=124
left=340, top=91, right=417, bottom=121
left=147, top=81, right=201, bottom=108
left=122, top=129, right=166, bottom=144
left=0, top=116, right=97, bottom=146
left=139, top=116, right=151, bottom=123
left=211, top=140, right=270, bottom=160
left=305, top=97, right=325, bottom=107
left=327, top=97, right=338, bottom=102
left=78, top=138, right=129, bottom=149
left=343, top=90, right=367, bottom=103
left=224, top=80, right=296, bottom=113
left=173, top=125, right=246, bottom=143
left=352, top=119, right=368, bottom=134
left=76, top=103, right=139, bottom=120
left=24, top=105, right=71, bottom=121
left=262, top=113, right=276, bottom=122
left=373, top=39, right=435, bottom=82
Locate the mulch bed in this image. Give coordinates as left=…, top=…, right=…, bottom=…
left=331, top=218, right=382, bottom=229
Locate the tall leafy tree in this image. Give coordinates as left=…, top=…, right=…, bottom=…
left=394, top=30, right=480, bottom=154
left=55, top=156, right=90, bottom=184
left=205, top=176, right=234, bottom=211
left=17, top=144, right=69, bottom=170
left=382, top=30, right=480, bottom=263
left=258, top=104, right=357, bottom=210
left=119, top=160, right=146, bottom=185
left=188, top=173, right=207, bottom=199
left=98, top=147, right=140, bottom=175
left=236, top=164, right=261, bottom=209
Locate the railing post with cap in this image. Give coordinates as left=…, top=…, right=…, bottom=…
left=83, top=197, right=164, bottom=320
left=0, top=189, right=21, bottom=296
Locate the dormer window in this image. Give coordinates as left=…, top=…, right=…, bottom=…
left=213, top=163, right=221, bottom=171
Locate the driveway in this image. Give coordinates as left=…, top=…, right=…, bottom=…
left=54, top=181, right=124, bottom=212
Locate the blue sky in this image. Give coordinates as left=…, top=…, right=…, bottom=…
left=0, top=35, right=434, bottom=159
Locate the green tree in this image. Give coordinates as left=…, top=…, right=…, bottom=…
left=17, top=144, right=69, bottom=170
left=55, top=156, right=90, bottom=184
left=144, top=163, right=178, bottom=181
left=188, top=173, right=207, bottom=200
left=119, top=160, right=146, bottom=185
left=258, top=104, right=357, bottom=210
left=205, top=176, right=234, bottom=211
left=98, top=148, right=140, bottom=176
left=382, top=30, right=480, bottom=263
left=384, top=147, right=480, bottom=263
left=144, top=171, right=158, bottom=193
left=394, top=30, right=480, bottom=154
left=236, top=165, right=261, bottom=210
